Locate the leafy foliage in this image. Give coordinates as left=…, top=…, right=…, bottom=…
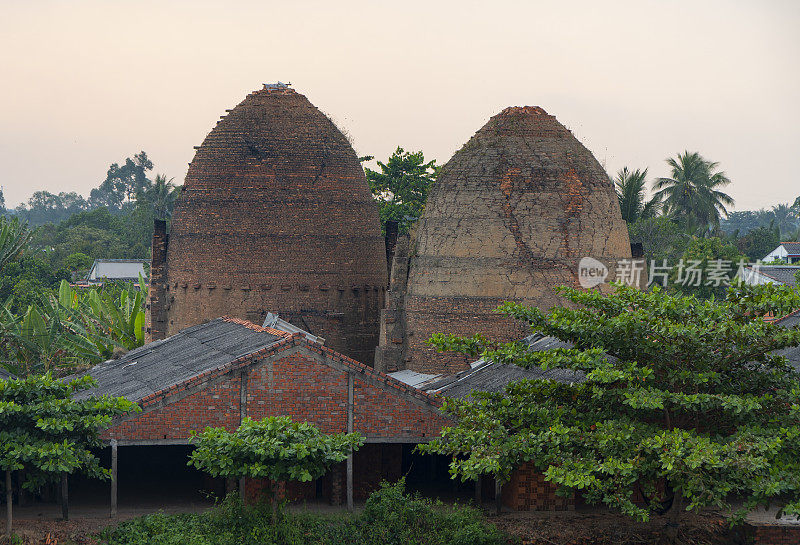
left=0, top=279, right=147, bottom=377
left=627, top=216, right=688, bottom=265
left=420, top=283, right=800, bottom=530
left=614, top=167, right=659, bottom=224
left=0, top=217, right=35, bottom=273
left=736, top=224, right=781, bottom=262
left=188, top=416, right=363, bottom=493
left=366, top=147, right=437, bottom=234
left=102, top=480, right=509, bottom=545
left=0, top=373, right=139, bottom=534
left=669, top=237, right=745, bottom=299
left=653, top=151, right=734, bottom=235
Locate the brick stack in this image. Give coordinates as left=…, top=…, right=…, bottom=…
left=149, top=85, right=387, bottom=364
left=502, top=462, right=574, bottom=511
left=376, top=106, right=633, bottom=374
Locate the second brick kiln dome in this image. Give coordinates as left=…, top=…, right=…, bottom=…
left=157, top=85, right=387, bottom=364
left=378, top=106, right=633, bottom=374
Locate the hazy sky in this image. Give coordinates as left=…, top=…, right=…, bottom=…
left=1, top=0, right=798, bottom=211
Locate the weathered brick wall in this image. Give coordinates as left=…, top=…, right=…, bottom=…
left=104, top=340, right=449, bottom=443
left=104, top=375, right=241, bottom=441
left=502, top=462, right=574, bottom=511
left=744, top=524, right=800, bottom=544
left=377, top=106, right=633, bottom=375
left=154, top=86, right=387, bottom=365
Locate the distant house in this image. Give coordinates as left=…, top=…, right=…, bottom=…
left=86, top=259, right=148, bottom=284
left=740, top=265, right=800, bottom=289
left=763, top=242, right=800, bottom=264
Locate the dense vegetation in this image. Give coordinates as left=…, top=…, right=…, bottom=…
left=0, top=373, right=138, bottom=536
left=101, top=480, right=509, bottom=545
left=421, top=283, right=800, bottom=544
left=189, top=416, right=363, bottom=506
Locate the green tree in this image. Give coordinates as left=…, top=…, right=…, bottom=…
left=653, top=151, right=734, bottom=234
left=770, top=203, right=798, bottom=239
left=0, top=217, right=35, bottom=273
left=737, top=224, right=780, bottom=262
left=420, top=283, right=800, bottom=544
left=627, top=216, right=688, bottom=265
left=0, top=373, right=138, bottom=536
left=136, top=174, right=180, bottom=220
left=89, top=151, right=153, bottom=212
left=63, top=252, right=94, bottom=280
left=614, top=167, right=658, bottom=224
left=670, top=236, right=745, bottom=299
left=366, top=147, right=437, bottom=234
left=188, top=416, right=363, bottom=505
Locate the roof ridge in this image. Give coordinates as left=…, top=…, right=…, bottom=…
left=220, top=316, right=293, bottom=339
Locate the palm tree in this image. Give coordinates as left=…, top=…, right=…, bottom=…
left=652, top=151, right=734, bottom=235
left=614, top=167, right=659, bottom=224
left=137, top=174, right=180, bottom=220
left=770, top=203, right=798, bottom=238
left=0, top=216, right=34, bottom=272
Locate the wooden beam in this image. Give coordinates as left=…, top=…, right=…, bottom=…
left=61, top=473, right=69, bottom=521
left=346, top=373, right=354, bottom=511
left=5, top=469, right=11, bottom=537
left=110, top=440, right=118, bottom=518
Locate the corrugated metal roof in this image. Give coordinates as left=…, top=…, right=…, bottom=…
left=426, top=334, right=585, bottom=399
left=750, top=266, right=800, bottom=286
left=776, top=311, right=800, bottom=372
left=781, top=242, right=800, bottom=255
left=388, top=370, right=441, bottom=389
left=74, top=318, right=284, bottom=401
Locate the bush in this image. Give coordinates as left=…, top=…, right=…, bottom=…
left=101, top=479, right=510, bottom=545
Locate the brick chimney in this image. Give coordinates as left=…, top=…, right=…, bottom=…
left=146, top=219, right=169, bottom=342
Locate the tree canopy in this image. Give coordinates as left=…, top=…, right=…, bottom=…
left=188, top=416, right=363, bottom=498
left=0, top=373, right=138, bottom=535
left=653, top=151, right=734, bottom=235
left=420, top=283, right=800, bottom=542
left=366, top=147, right=437, bottom=234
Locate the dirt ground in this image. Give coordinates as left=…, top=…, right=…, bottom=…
left=489, top=509, right=736, bottom=545
left=1, top=501, right=213, bottom=545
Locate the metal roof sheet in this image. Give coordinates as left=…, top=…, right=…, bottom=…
left=74, top=318, right=284, bottom=401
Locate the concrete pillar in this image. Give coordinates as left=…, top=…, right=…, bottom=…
left=346, top=373, right=354, bottom=511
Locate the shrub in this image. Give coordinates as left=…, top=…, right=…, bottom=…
left=101, top=479, right=510, bottom=545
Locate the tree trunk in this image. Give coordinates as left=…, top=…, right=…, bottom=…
left=494, top=478, right=502, bottom=516
left=61, top=473, right=68, bottom=521
left=659, top=489, right=684, bottom=545
left=5, top=469, right=11, bottom=538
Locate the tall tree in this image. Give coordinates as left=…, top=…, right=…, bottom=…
left=614, top=167, right=658, bottom=224
left=0, top=373, right=138, bottom=536
left=770, top=203, right=798, bottom=238
left=136, top=174, right=180, bottom=220
left=653, top=151, right=734, bottom=235
left=420, top=283, right=800, bottom=544
left=0, top=217, right=34, bottom=273
left=365, top=147, right=437, bottom=234
left=90, top=151, right=153, bottom=211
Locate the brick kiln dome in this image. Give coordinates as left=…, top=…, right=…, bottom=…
left=149, top=85, right=387, bottom=364
left=375, top=106, right=632, bottom=375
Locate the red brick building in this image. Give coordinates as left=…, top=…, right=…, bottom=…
left=79, top=317, right=449, bottom=506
